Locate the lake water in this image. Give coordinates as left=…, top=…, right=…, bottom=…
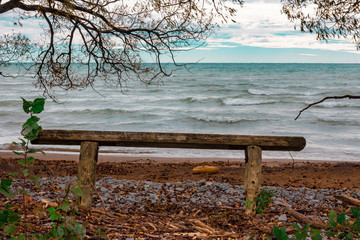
left=1, top=63, right=359, bottom=161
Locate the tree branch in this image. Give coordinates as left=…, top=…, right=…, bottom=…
left=295, top=94, right=360, bottom=120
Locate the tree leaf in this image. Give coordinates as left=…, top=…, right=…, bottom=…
left=32, top=98, right=45, bottom=114
left=21, top=97, right=32, bottom=114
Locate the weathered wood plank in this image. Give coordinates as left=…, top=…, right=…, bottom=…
left=32, top=130, right=306, bottom=151
left=78, top=141, right=99, bottom=207
left=244, top=145, right=262, bottom=215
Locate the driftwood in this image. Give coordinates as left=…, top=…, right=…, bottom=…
left=279, top=199, right=326, bottom=229
left=335, top=195, right=360, bottom=206
left=32, top=130, right=306, bottom=151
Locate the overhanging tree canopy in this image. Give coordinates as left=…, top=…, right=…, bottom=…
left=281, top=0, right=360, bottom=118
left=0, top=0, right=242, bottom=97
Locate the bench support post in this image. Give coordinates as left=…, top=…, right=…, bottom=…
left=244, top=145, right=262, bottom=215
left=78, top=141, right=99, bottom=207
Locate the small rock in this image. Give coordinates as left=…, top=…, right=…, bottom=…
left=278, top=214, right=287, bottom=222
left=192, top=166, right=219, bottom=174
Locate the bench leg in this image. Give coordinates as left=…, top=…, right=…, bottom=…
left=78, top=141, right=99, bottom=207
left=244, top=145, right=262, bottom=215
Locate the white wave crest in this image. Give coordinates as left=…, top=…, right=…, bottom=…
left=223, top=98, right=277, bottom=106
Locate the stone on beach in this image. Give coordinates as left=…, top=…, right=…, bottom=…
left=192, top=165, right=219, bottom=174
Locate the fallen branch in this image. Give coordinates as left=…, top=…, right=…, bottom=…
left=295, top=95, right=360, bottom=120
left=279, top=199, right=326, bottom=229
left=335, top=195, right=360, bottom=206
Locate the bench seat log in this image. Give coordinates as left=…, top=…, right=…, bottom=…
left=32, top=130, right=305, bottom=151
left=31, top=130, right=306, bottom=211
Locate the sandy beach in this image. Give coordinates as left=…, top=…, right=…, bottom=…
left=1, top=150, right=359, bottom=190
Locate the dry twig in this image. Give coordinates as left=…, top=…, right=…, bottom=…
left=295, top=95, right=360, bottom=120
left=279, top=199, right=326, bottom=229
left=335, top=195, right=360, bottom=206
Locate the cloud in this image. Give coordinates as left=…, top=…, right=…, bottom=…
left=299, top=53, right=318, bottom=56
left=207, top=1, right=358, bottom=53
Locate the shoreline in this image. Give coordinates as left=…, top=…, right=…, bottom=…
left=1, top=150, right=357, bottom=167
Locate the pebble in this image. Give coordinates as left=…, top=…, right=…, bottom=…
left=278, top=214, right=287, bottom=222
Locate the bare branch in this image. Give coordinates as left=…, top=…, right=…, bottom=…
left=295, top=95, right=360, bottom=120
left=1, top=0, right=244, bottom=97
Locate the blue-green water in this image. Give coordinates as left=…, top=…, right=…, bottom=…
left=1, top=63, right=359, bottom=161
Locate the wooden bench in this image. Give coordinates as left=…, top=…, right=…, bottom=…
left=32, top=130, right=306, bottom=214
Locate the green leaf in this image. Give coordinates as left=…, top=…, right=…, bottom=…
left=22, top=169, right=29, bottom=177
left=60, top=200, right=70, bottom=212
left=24, top=116, right=40, bottom=125
left=17, top=234, right=26, bottom=240
left=71, top=187, right=83, bottom=197
left=350, top=207, right=359, bottom=218
left=21, top=122, right=42, bottom=141
left=273, top=226, right=288, bottom=240
left=329, top=209, right=336, bottom=220
left=310, top=228, right=322, bottom=240
left=32, top=98, right=45, bottom=114
left=291, top=223, right=301, bottom=230
left=19, top=138, right=26, bottom=146
left=4, top=224, right=17, bottom=235
left=0, top=179, right=13, bottom=198
left=21, top=97, right=32, bottom=114
left=29, top=175, right=39, bottom=184
left=27, top=148, right=45, bottom=154
left=337, top=212, right=346, bottom=224
left=12, top=151, right=25, bottom=156
left=48, top=208, right=61, bottom=221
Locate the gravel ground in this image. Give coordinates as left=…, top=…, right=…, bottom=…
left=9, top=176, right=360, bottom=215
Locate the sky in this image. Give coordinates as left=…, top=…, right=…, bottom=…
left=1, top=0, right=360, bottom=63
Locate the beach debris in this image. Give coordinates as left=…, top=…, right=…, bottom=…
left=41, top=198, right=59, bottom=208
left=335, top=194, right=360, bottom=206
left=278, top=198, right=326, bottom=229
left=192, top=165, right=219, bottom=174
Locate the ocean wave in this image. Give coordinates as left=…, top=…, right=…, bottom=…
left=189, top=115, right=262, bottom=123
left=0, top=100, right=22, bottom=107
left=180, top=96, right=222, bottom=104
left=311, top=101, right=360, bottom=108
left=313, top=118, right=360, bottom=126
left=247, top=89, right=278, bottom=96
left=222, top=98, right=278, bottom=106
left=52, top=108, right=136, bottom=115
